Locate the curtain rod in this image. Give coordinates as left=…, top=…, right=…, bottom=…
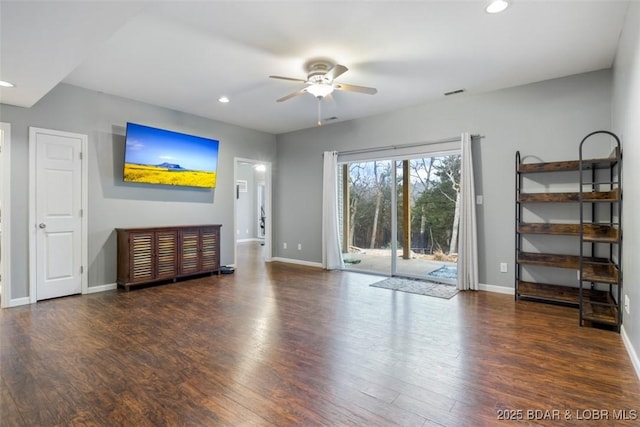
left=336, top=134, right=483, bottom=156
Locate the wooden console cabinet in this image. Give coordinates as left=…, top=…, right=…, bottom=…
left=116, top=225, right=221, bottom=290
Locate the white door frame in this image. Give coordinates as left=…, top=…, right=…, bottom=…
left=0, top=123, right=11, bottom=308
left=29, top=127, right=88, bottom=303
left=233, top=157, right=272, bottom=265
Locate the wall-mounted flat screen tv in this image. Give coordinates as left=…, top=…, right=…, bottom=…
left=123, top=122, right=219, bottom=188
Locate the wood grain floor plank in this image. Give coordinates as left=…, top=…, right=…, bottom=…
left=0, top=378, right=24, bottom=427
left=1, top=241, right=639, bottom=426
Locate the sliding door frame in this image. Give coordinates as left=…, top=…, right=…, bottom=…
left=340, top=146, right=461, bottom=280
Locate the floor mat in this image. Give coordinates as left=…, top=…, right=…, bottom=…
left=370, top=277, right=459, bottom=299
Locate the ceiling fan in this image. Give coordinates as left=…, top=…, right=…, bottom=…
left=269, top=60, right=377, bottom=125
left=269, top=60, right=377, bottom=102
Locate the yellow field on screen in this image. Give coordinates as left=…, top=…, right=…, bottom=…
left=124, top=164, right=216, bottom=188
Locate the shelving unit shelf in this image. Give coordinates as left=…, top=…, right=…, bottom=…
left=515, top=131, right=622, bottom=331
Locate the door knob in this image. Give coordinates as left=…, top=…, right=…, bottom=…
left=38, top=223, right=46, bottom=229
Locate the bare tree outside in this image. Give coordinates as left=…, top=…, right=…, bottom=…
left=344, top=154, right=460, bottom=260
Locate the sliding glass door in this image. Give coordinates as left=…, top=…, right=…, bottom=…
left=340, top=152, right=461, bottom=284
left=341, top=160, right=393, bottom=274
left=394, top=155, right=460, bottom=284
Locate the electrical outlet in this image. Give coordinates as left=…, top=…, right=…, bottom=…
left=297, top=243, right=302, bottom=250
left=624, top=294, right=630, bottom=315
left=500, top=263, right=508, bottom=273
left=283, top=242, right=287, bottom=249
left=476, top=195, right=483, bottom=205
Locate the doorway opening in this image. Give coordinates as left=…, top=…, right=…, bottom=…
left=233, top=158, right=272, bottom=268
left=340, top=153, right=461, bottom=284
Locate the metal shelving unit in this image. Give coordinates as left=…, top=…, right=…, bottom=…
left=515, top=131, right=622, bottom=330
left=579, top=131, right=622, bottom=330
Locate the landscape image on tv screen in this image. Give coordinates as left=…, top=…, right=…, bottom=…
left=123, top=123, right=219, bottom=188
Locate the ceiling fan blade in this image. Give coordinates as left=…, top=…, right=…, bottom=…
left=334, top=83, right=378, bottom=95
left=325, top=64, right=348, bottom=81
left=269, top=75, right=307, bottom=83
left=276, top=88, right=308, bottom=102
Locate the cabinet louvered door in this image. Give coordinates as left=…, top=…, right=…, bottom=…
left=201, top=227, right=220, bottom=271
left=156, top=230, right=178, bottom=280
left=130, top=232, right=154, bottom=283
left=180, top=230, right=200, bottom=275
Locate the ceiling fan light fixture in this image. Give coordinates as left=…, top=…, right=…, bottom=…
left=0, top=80, right=15, bottom=88
left=486, top=0, right=510, bottom=14
left=306, top=83, right=333, bottom=98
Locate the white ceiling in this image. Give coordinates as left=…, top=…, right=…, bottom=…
left=0, top=1, right=630, bottom=134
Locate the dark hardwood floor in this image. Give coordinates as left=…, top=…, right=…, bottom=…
left=1, top=242, right=639, bottom=426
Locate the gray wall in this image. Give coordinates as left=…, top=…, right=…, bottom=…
left=612, top=2, right=640, bottom=370
left=0, top=83, right=276, bottom=299
left=275, top=70, right=612, bottom=288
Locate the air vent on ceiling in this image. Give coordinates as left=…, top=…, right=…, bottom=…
left=444, top=89, right=465, bottom=96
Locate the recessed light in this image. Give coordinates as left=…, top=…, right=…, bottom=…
left=0, top=80, right=15, bottom=88
left=218, top=96, right=230, bottom=103
left=486, top=0, right=510, bottom=14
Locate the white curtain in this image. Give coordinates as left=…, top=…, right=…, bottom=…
left=457, top=133, right=479, bottom=290
left=322, top=151, right=344, bottom=270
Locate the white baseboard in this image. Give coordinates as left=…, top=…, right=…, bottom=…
left=272, top=257, right=323, bottom=268
left=8, top=296, right=30, bottom=307
left=621, top=325, right=640, bottom=381
left=3, top=285, right=116, bottom=308
left=479, top=283, right=515, bottom=295
left=85, top=283, right=117, bottom=294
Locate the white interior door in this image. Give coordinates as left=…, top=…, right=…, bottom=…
left=31, top=128, right=85, bottom=300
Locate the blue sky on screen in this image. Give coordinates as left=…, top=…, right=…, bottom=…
left=125, top=123, right=219, bottom=172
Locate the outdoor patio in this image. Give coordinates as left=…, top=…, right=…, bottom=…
left=343, top=249, right=457, bottom=284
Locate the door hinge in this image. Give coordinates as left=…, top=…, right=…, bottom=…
left=80, top=266, right=84, bottom=274
left=80, top=209, right=83, bottom=217
left=79, top=151, right=83, bottom=160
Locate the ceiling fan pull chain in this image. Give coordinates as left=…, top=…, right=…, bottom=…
left=317, top=99, right=322, bottom=126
